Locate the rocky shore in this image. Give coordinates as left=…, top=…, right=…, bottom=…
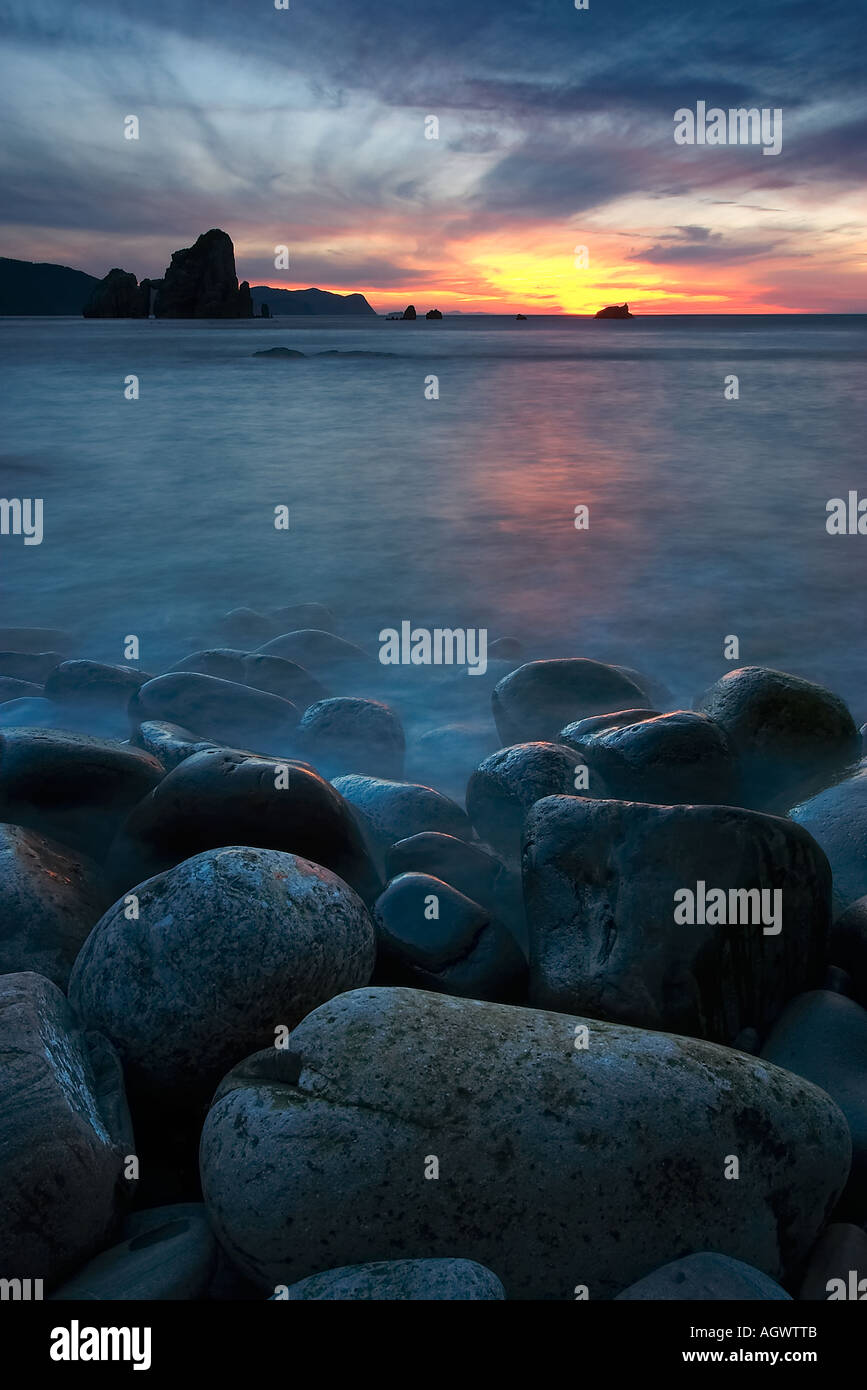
left=1, top=610, right=865, bottom=1300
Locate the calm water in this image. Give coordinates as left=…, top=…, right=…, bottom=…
left=1, top=313, right=866, bottom=723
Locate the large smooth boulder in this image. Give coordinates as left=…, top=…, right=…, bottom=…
left=277, top=1258, right=505, bottom=1301
left=466, top=743, right=582, bottom=856
left=200, top=987, right=850, bottom=1299
left=0, top=650, right=65, bottom=682
left=373, top=873, right=525, bottom=1001
left=695, top=667, right=860, bottom=810
left=491, top=659, right=646, bottom=744
left=791, top=764, right=867, bottom=914
left=130, top=721, right=216, bottom=771
left=0, top=728, right=163, bottom=861
left=614, top=1253, right=791, bottom=1300
left=256, top=630, right=372, bottom=685
left=217, top=608, right=280, bottom=645
left=0, top=677, right=42, bottom=702
left=169, top=650, right=247, bottom=683
left=559, top=711, right=737, bottom=807
left=70, top=847, right=375, bottom=1110
left=332, top=775, right=472, bottom=872
left=242, top=655, right=328, bottom=710
left=50, top=1208, right=218, bottom=1300
left=130, top=673, right=298, bottom=755
left=44, top=660, right=150, bottom=709
left=104, top=749, right=380, bottom=903
left=0, top=824, right=109, bottom=987
left=523, top=796, right=831, bottom=1044
left=761, top=990, right=867, bottom=1219
left=0, top=972, right=133, bottom=1288
left=299, top=697, right=405, bottom=779
left=385, top=832, right=505, bottom=908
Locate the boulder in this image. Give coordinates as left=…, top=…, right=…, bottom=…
left=104, top=748, right=380, bottom=903
left=559, top=711, right=737, bottom=807
left=466, top=743, right=583, bottom=856
left=256, top=630, right=372, bottom=684
left=169, top=649, right=247, bottom=682
left=70, top=847, right=375, bottom=1110
left=385, top=832, right=505, bottom=908
left=0, top=728, right=163, bottom=860
left=332, top=774, right=472, bottom=872
left=830, top=895, right=867, bottom=1008
left=492, top=659, right=646, bottom=744
left=0, top=824, right=109, bottom=987
left=199, top=987, right=850, bottom=1298
left=0, top=677, right=42, bottom=702
left=243, top=655, right=327, bottom=710
left=130, top=721, right=216, bottom=771
left=0, top=972, right=133, bottom=1289
left=523, top=796, right=831, bottom=1044
left=0, top=650, right=65, bottom=682
left=217, top=608, right=280, bottom=645
left=130, top=672, right=298, bottom=755
left=761, top=990, right=867, bottom=1219
left=277, top=1258, right=505, bottom=1300
left=695, top=667, right=860, bottom=810
left=299, top=697, right=405, bottom=779
left=153, top=229, right=252, bottom=318
left=373, top=873, right=525, bottom=1001
left=558, top=709, right=661, bottom=750
left=791, top=763, right=867, bottom=914
left=614, top=1253, right=791, bottom=1300
left=44, top=660, right=150, bottom=709
left=799, top=1223, right=867, bottom=1300
left=50, top=1209, right=218, bottom=1300
left=82, top=268, right=148, bottom=318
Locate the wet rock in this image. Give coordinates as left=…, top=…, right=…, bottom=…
left=130, top=721, right=217, bottom=771
left=558, top=709, right=662, bottom=749
left=82, top=268, right=149, bottom=318
left=0, top=628, right=73, bottom=655
left=333, top=774, right=472, bottom=873
left=615, top=1253, right=791, bottom=1300
left=256, top=630, right=373, bottom=684
left=0, top=824, right=110, bottom=988
left=299, top=697, right=405, bottom=779
left=695, top=666, right=860, bottom=810
left=0, top=728, right=163, bottom=860
left=799, top=1223, right=867, bottom=1300
left=791, top=763, right=867, bottom=914
left=50, top=1209, right=218, bottom=1300
left=386, top=832, right=505, bottom=908
left=218, top=608, right=280, bottom=645
left=524, top=796, right=831, bottom=1044
left=243, top=655, right=328, bottom=709
left=70, top=847, right=375, bottom=1111
left=121, top=1203, right=260, bottom=1301
left=0, top=972, right=133, bottom=1288
left=104, top=748, right=380, bottom=903
left=169, top=649, right=247, bottom=682
left=830, top=895, right=867, bottom=1008
left=130, top=673, right=298, bottom=755
left=277, top=1258, right=505, bottom=1300
left=492, top=659, right=646, bottom=744
left=44, top=660, right=150, bottom=709
left=0, top=677, right=42, bottom=701
left=560, top=711, right=737, bottom=807
left=199, top=986, right=850, bottom=1298
left=0, top=650, right=65, bottom=682
left=466, top=743, right=582, bottom=856
left=0, top=697, right=58, bottom=728
left=373, top=874, right=525, bottom=1001
left=761, top=990, right=867, bottom=1219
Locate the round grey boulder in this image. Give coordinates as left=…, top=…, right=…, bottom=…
left=69, top=846, right=376, bottom=1109
left=492, top=659, right=647, bottom=744
left=299, top=697, right=405, bottom=779
left=0, top=972, right=134, bottom=1289
left=44, top=660, right=151, bottom=710
left=130, top=720, right=218, bottom=771
left=243, top=654, right=328, bottom=710
left=169, top=649, right=248, bottom=683
left=276, top=1258, right=505, bottom=1300
left=560, top=711, right=737, bottom=807
left=333, top=774, right=472, bottom=872
left=130, top=673, right=298, bottom=756
left=466, top=742, right=582, bottom=856
left=199, top=986, right=850, bottom=1299
left=0, top=824, right=109, bottom=987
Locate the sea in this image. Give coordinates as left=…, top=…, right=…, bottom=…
left=1, top=312, right=865, bottom=727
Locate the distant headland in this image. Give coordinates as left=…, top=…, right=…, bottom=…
left=0, top=229, right=376, bottom=318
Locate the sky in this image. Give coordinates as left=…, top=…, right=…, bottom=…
left=0, top=0, right=864, bottom=313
